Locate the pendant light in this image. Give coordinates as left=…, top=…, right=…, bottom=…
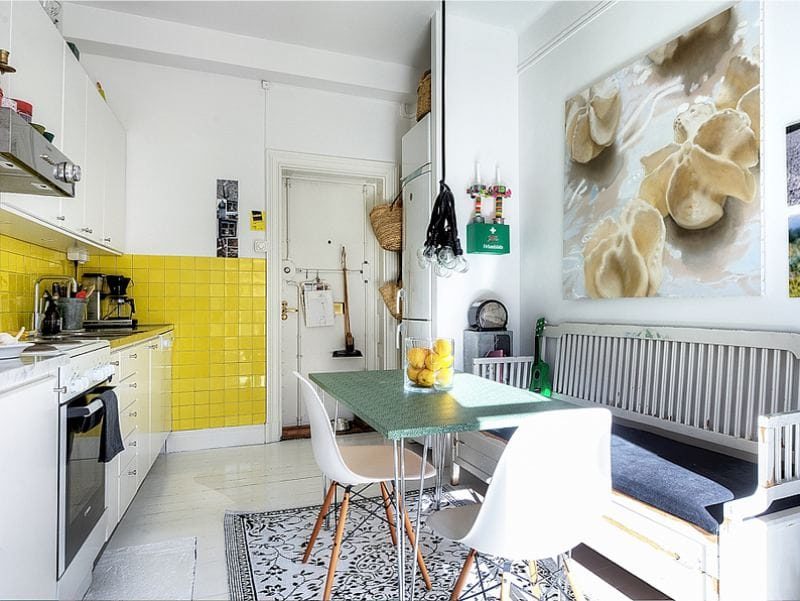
left=417, top=0, right=469, bottom=277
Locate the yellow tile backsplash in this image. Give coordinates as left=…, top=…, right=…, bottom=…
left=0, top=234, right=266, bottom=433
left=0, top=234, right=73, bottom=334
left=81, top=253, right=267, bottom=431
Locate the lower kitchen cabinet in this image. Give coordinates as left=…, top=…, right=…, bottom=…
left=105, top=331, right=174, bottom=538
left=0, top=372, right=59, bottom=600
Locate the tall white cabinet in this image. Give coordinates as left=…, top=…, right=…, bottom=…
left=0, top=1, right=127, bottom=253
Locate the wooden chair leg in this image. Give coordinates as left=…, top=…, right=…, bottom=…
left=499, top=561, right=512, bottom=601
left=563, top=555, right=586, bottom=601
left=322, top=487, right=350, bottom=601
left=450, top=549, right=475, bottom=601
left=402, top=505, right=433, bottom=590
left=527, top=560, right=542, bottom=600
left=379, top=482, right=398, bottom=546
left=302, top=482, right=337, bottom=563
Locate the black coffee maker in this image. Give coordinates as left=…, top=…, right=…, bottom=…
left=105, top=275, right=136, bottom=326
left=84, top=274, right=137, bottom=329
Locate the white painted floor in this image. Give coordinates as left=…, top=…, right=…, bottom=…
left=101, top=434, right=668, bottom=601
left=103, top=433, right=399, bottom=600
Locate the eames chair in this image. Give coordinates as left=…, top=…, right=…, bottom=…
left=293, top=371, right=437, bottom=600
left=426, top=407, right=612, bottom=601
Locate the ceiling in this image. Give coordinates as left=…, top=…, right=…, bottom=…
left=72, top=1, right=553, bottom=69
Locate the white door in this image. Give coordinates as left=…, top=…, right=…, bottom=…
left=279, top=175, right=377, bottom=429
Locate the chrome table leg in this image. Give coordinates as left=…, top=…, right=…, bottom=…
left=409, top=435, right=429, bottom=601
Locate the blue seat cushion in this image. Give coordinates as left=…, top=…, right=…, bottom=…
left=484, top=423, right=757, bottom=534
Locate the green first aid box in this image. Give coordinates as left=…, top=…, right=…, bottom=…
left=466, top=222, right=510, bottom=255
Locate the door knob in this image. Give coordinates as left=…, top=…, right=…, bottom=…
left=281, top=300, right=298, bottom=321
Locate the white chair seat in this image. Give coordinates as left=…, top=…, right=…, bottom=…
left=340, top=444, right=436, bottom=484
left=425, top=503, right=480, bottom=542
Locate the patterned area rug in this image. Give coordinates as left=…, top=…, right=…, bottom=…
left=224, top=488, right=576, bottom=601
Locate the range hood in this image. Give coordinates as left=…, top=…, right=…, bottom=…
left=0, top=107, right=81, bottom=197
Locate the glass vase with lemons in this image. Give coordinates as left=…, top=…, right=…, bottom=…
left=404, top=337, right=455, bottom=391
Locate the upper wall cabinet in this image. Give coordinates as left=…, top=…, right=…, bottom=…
left=0, top=1, right=126, bottom=254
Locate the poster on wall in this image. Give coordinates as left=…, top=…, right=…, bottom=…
left=789, top=212, right=800, bottom=298
left=562, top=3, right=762, bottom=299
left=216, top=179, right=239, bottom=258
left=787, top=122, right=800, bottom=206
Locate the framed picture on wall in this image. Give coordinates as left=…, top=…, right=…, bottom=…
left=562, top=3, right=762, bottom=299
left=787, top=121, right=800, bottom=207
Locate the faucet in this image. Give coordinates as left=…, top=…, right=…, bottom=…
left=33, top=275, right=78, bottom=332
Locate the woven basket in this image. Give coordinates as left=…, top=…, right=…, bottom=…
left=370, top=192, right=402, bottom=252
left=416, top=70, right=431, bottom=121
left=380, top=280, right=402, bottom=320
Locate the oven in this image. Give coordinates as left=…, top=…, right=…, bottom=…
left=58, top=385, right=107, bottom=578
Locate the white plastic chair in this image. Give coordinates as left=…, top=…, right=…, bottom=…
left=426, top=407, right=612, bottom=601
left=293, top=371, right=437, bottom=600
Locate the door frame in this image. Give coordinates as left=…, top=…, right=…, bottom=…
left=265, top=149, right=398, bottom=443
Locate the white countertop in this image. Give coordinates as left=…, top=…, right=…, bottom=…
left=0, top=352, right=67, bottom=393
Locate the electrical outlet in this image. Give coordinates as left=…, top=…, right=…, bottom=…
left=253, top=240, right=267, bottom=253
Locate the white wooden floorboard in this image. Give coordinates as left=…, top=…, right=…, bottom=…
left=102, top=433, right=387, bottom=600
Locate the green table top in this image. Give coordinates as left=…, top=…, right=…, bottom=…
left=308, top=369, right=576, bottom=440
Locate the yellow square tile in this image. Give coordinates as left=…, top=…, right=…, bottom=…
left=210, top=417, right=225, bottom=428
left=180, top=256, right=196, bottom=270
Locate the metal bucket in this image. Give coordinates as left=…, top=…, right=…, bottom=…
left=56, top=297, right=87, bottom=331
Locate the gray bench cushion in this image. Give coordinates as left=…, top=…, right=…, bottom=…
left=485, top=424, right=757, bottom=534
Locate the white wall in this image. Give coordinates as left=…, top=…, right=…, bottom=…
left=80, top=54, right=409, bottom=257
left=518, top=1, right=798, bottom=355
left=434, top=14, right=519, bottom=367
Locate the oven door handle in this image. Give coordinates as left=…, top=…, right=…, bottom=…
left=67, top=399, right=104, bottom=420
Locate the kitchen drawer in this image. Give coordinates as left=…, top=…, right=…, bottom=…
left=118, top=399, right=141, bottom=439
left=118, top=454, right=138, bottom=517
left=120, top=344, right=147, bottom=381
left=116, top=374, right=142, bottom=411
left=116, top=427, right=138, bottom=476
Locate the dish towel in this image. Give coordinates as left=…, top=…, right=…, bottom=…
left=98, top=389, right=125, bottom=462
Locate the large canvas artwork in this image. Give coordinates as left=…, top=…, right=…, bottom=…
left=563, top=4, right=761, bottom=299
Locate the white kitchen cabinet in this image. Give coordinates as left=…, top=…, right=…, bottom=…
left=58, top=46, right=87, bottom=232
left=105, top=332, right=173, bottom=539
left=101, top=114, right=126, bottom=251
left=0, top=372, right=59, bottom=600
left=148, top=333, right=173, bottom=469
left=0, top=2, right=126, bottom=253
left=82, top=83, right=106, bottom=243
left=1, top=0, right=65, bottom=220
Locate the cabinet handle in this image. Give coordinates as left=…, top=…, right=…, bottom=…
left=110, top=361, right=120, bottom=366
left=129, top=410, right=137, bottom=418
left=129, top=353, right=137, bottom=359
left=130, top=440, right=137, bottom=447
left=53, top=386, right=67, bottom=394
left=80, top=227, right=93, bottom=234
left=56, top=215, right=66, bottom=221
left=103, top=237, right=112, bottom=242
left=128, top=469, right=137, bottom=477
left=129, top=382, right=137, bottom=389
left=147, top=344, right=158, bottom=350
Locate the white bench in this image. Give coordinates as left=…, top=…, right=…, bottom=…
left=453, top=322, right=800, bottom=601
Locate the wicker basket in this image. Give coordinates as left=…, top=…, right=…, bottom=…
left=380, top=280, right=402, bottom=320
left=416, top=70, right=431, bottom=121
left=369, top=192, right=402, bottom=252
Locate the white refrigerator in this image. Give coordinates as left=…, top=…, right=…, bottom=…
left=400, top=114, right=433, bottom=341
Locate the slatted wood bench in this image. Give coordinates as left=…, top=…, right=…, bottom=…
left=453, top=322, right=800, bottom=601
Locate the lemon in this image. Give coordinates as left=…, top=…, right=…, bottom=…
left=436, top=367, right=454, bottom=387
left=434, top=338, right=453, bottom=357
left=417, top=368, right=435, bottom=387
left=440, top=353, right=454, bottom=369
left=406, top=366, right=421, bottom=382
left=425, top=352, right=444, bottom=371
left=407, top=347, right=429, bottom=369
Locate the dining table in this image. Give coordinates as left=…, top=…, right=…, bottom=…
left=308, top=368, right=577, bottom=601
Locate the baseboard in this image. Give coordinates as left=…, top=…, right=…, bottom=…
left=166, top=425, right=266, bottom=453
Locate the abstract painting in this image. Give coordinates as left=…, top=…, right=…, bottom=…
left=787, top=122, right=800, bottom=207
left=563, top=3, right=761, bottom=299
